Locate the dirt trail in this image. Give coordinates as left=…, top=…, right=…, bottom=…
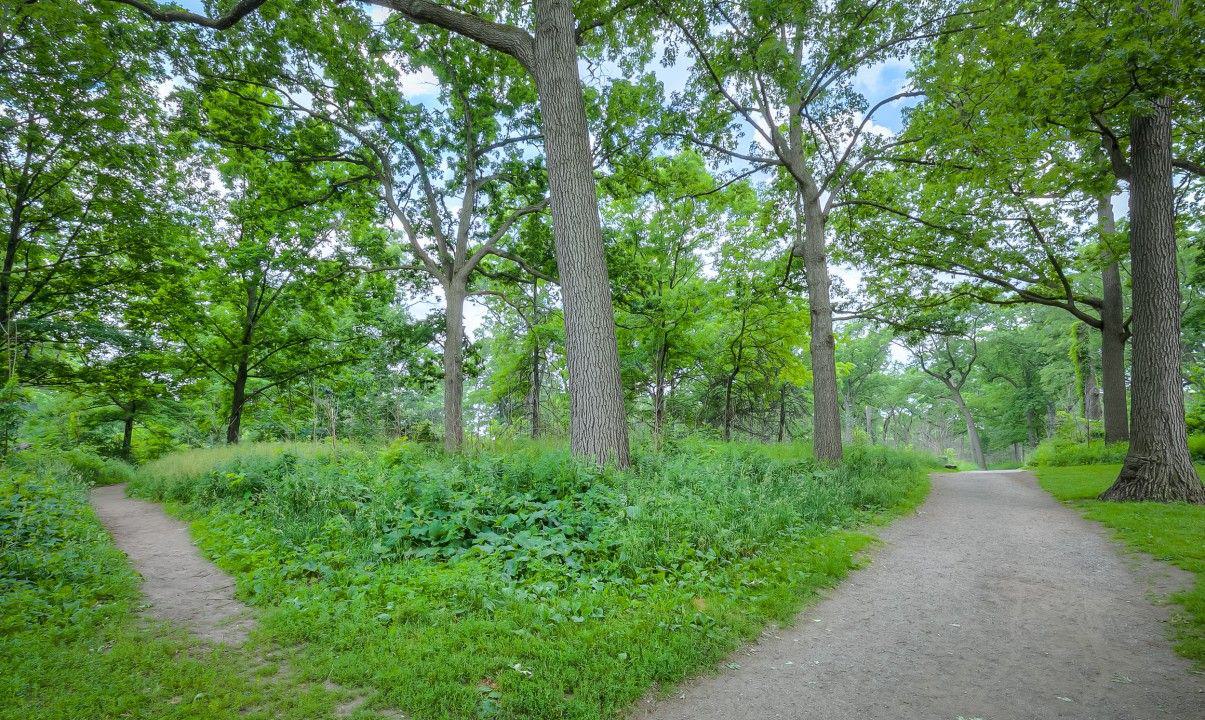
left=90, top=483, right=254, bottom=644
left=635, top=470, right=1204, bottom=720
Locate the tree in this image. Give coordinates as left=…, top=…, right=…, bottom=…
left=906, top=330, right=987, bottom=470
left=1, top=0, right=168, bottom=383
left=607, top=152, right=718, bottom=447
left=663, top=0, right=974, bottom=461
left=162, top=87, right=389, bottom=443
left=195, top=29, right=553, bottom=452
left=107, top=0, right=646, bottom=465
left=898, top=0, right=1202, bottom=498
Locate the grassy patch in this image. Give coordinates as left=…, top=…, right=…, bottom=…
left=0, top=463, right=364, bottom=720
left=119, top=439, right=930, bottom=719
left=3, top=441, right=931, bottom=719
left=1034, top=463, right=1205, bottom=665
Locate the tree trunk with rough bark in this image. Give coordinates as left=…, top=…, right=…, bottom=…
left=800, top=196, right=843, bottom=462
left=1097, top=195, right=1130, bottom=443
left=530, top=0, right=629, bottom=466
left=1102, top=99, right=1204, bottom=503
left=950, top=388, right=986, bottom=470
left=777, top=383, right=788, bottom=442
left=443, top=281, right=466, bottom=452
left=121, top=411, right=134, bottom=460
left=227, top=357, right=248, bottom=444
left=864, top=405, right=875, bottom=443
left=653, top=339, right=668, bottom=449
left=722, top=371, right=736, bottom=441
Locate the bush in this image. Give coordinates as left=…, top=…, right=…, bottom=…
left=130, top=441, right=930, bottom=589
left=1029, top=438, right=1130, bottom=467
left=1031, top=434, right=1205, bottom=467
left=0, top=464, right=136, bottom=636
left=1190, top=434, right=1205, bottom=463
left=7, top=448, right=134, bottom=486
left=113, top=440, right=933, bottom=720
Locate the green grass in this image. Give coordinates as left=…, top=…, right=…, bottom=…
left=3, top=440, right=932, bottom=719
left=0, top=464, right=361, bottom=720
left=1034, top=463, right=1205, bottom=665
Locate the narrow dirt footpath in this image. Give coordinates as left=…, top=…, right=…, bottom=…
left=90, top=484, right=254, bottom=644
left=636, top=471, right=1203, bottom=720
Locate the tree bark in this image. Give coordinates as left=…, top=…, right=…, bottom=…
left=530, top=0, right=629, bottom=466
left=1097, top=194, right=1130, bottom=442
left=799, top=196, right=843, bottom=462
left=777, top=383, right=788, bottom=442
left=1102, top=99, right=1204, bottom=503
left=951, top=387, right=986, bottom=470
left=227, top=357, right=248, bottom=444
left=443, top=281, right=466, bottom=452
left=121, top=410, right=135, bottom=460
left=722, top=371, right=736, bottom=441
left=864, top=405, right=875, bottom=443
left=653, top=339, right=668, bottom=449
left=1076, top=323, right=1102, bottom=423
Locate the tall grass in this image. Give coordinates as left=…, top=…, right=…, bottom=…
left=121, top=439, right=932, bottom=719
left=1029, top=434, right=1205, bottom=467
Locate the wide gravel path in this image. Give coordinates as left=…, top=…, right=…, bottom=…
left=90, top=483, right=254, bottom=644
left=635, top=470, right=1203, bottom=720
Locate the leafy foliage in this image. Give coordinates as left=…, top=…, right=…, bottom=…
left=121, top=440, right=929, bottom=719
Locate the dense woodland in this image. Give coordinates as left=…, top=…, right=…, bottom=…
left=1, top=0, right=1203, bottom=500
left=3, top=1, right=1205, bottom=718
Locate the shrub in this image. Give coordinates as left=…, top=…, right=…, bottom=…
left=1190, top=434, right=1205, bottom=463
left=129, top=440, right=930, bottom=592
left=1029, top=438, right=1130, bottom=467
left=7, top=448, right=134, bottom=486
left=1031, top=434, right=1205, bottom=467
left=0, top=465, right=136, bottom=636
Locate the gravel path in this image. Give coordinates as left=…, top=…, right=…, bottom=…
left=90, top=483, right=254, bottom=645
left=635, top=470, right=1203, bottom=720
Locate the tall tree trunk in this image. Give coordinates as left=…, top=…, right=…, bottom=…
left=121, top=408, right=134, bottom=460
left=777, top=383, right=788, bottom=442
left=227, top=357, right=248, bottom=444
left=653, top=339, right=668, bottom=449
left=530, top=0, right=629, bottom=467
left=1103, top=99, right=1203, bottom=502
left=1097, top=194, right=1130, bottom=442
left=951, top=387, right=986, bottom=470
left=722, top=371, right=736, bottom=441
left=1077, top=322, right=1103, bottom=424
left=864, top=405, right=876, bottom=443
left=443, top=282, right=466, bottom=452
left=530, top=339, right=541, bottom=438
left=799, top=196, right=842, bottom=462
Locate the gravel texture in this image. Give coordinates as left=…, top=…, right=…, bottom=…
left=90, top=483, right=254, bottom=645
left=634, top=471, right=1204, bottom=720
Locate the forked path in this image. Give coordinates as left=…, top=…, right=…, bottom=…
left=636, top=471, right=1203, bottom=720
left=90, top=484, right=254, bottom=644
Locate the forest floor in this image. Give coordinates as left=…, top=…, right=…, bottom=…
left=89, top=484, right=254, bottom=645
left=635, top=471, right=1204, bottom=720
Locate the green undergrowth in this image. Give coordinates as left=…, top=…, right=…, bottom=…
left=0, top=461, right=358, bottom=720
left=122, top=439, right=931, bottom=719
left=1035, top=464, right=1205, bottom=665
left=1029, top=434, right=1205, bottom=467
left=2, top=440, right=931, bottom=719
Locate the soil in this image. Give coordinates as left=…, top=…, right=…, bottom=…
left=89, top=483, right=254, bottom=645
left=634, top=470, right=1204, bottom=720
